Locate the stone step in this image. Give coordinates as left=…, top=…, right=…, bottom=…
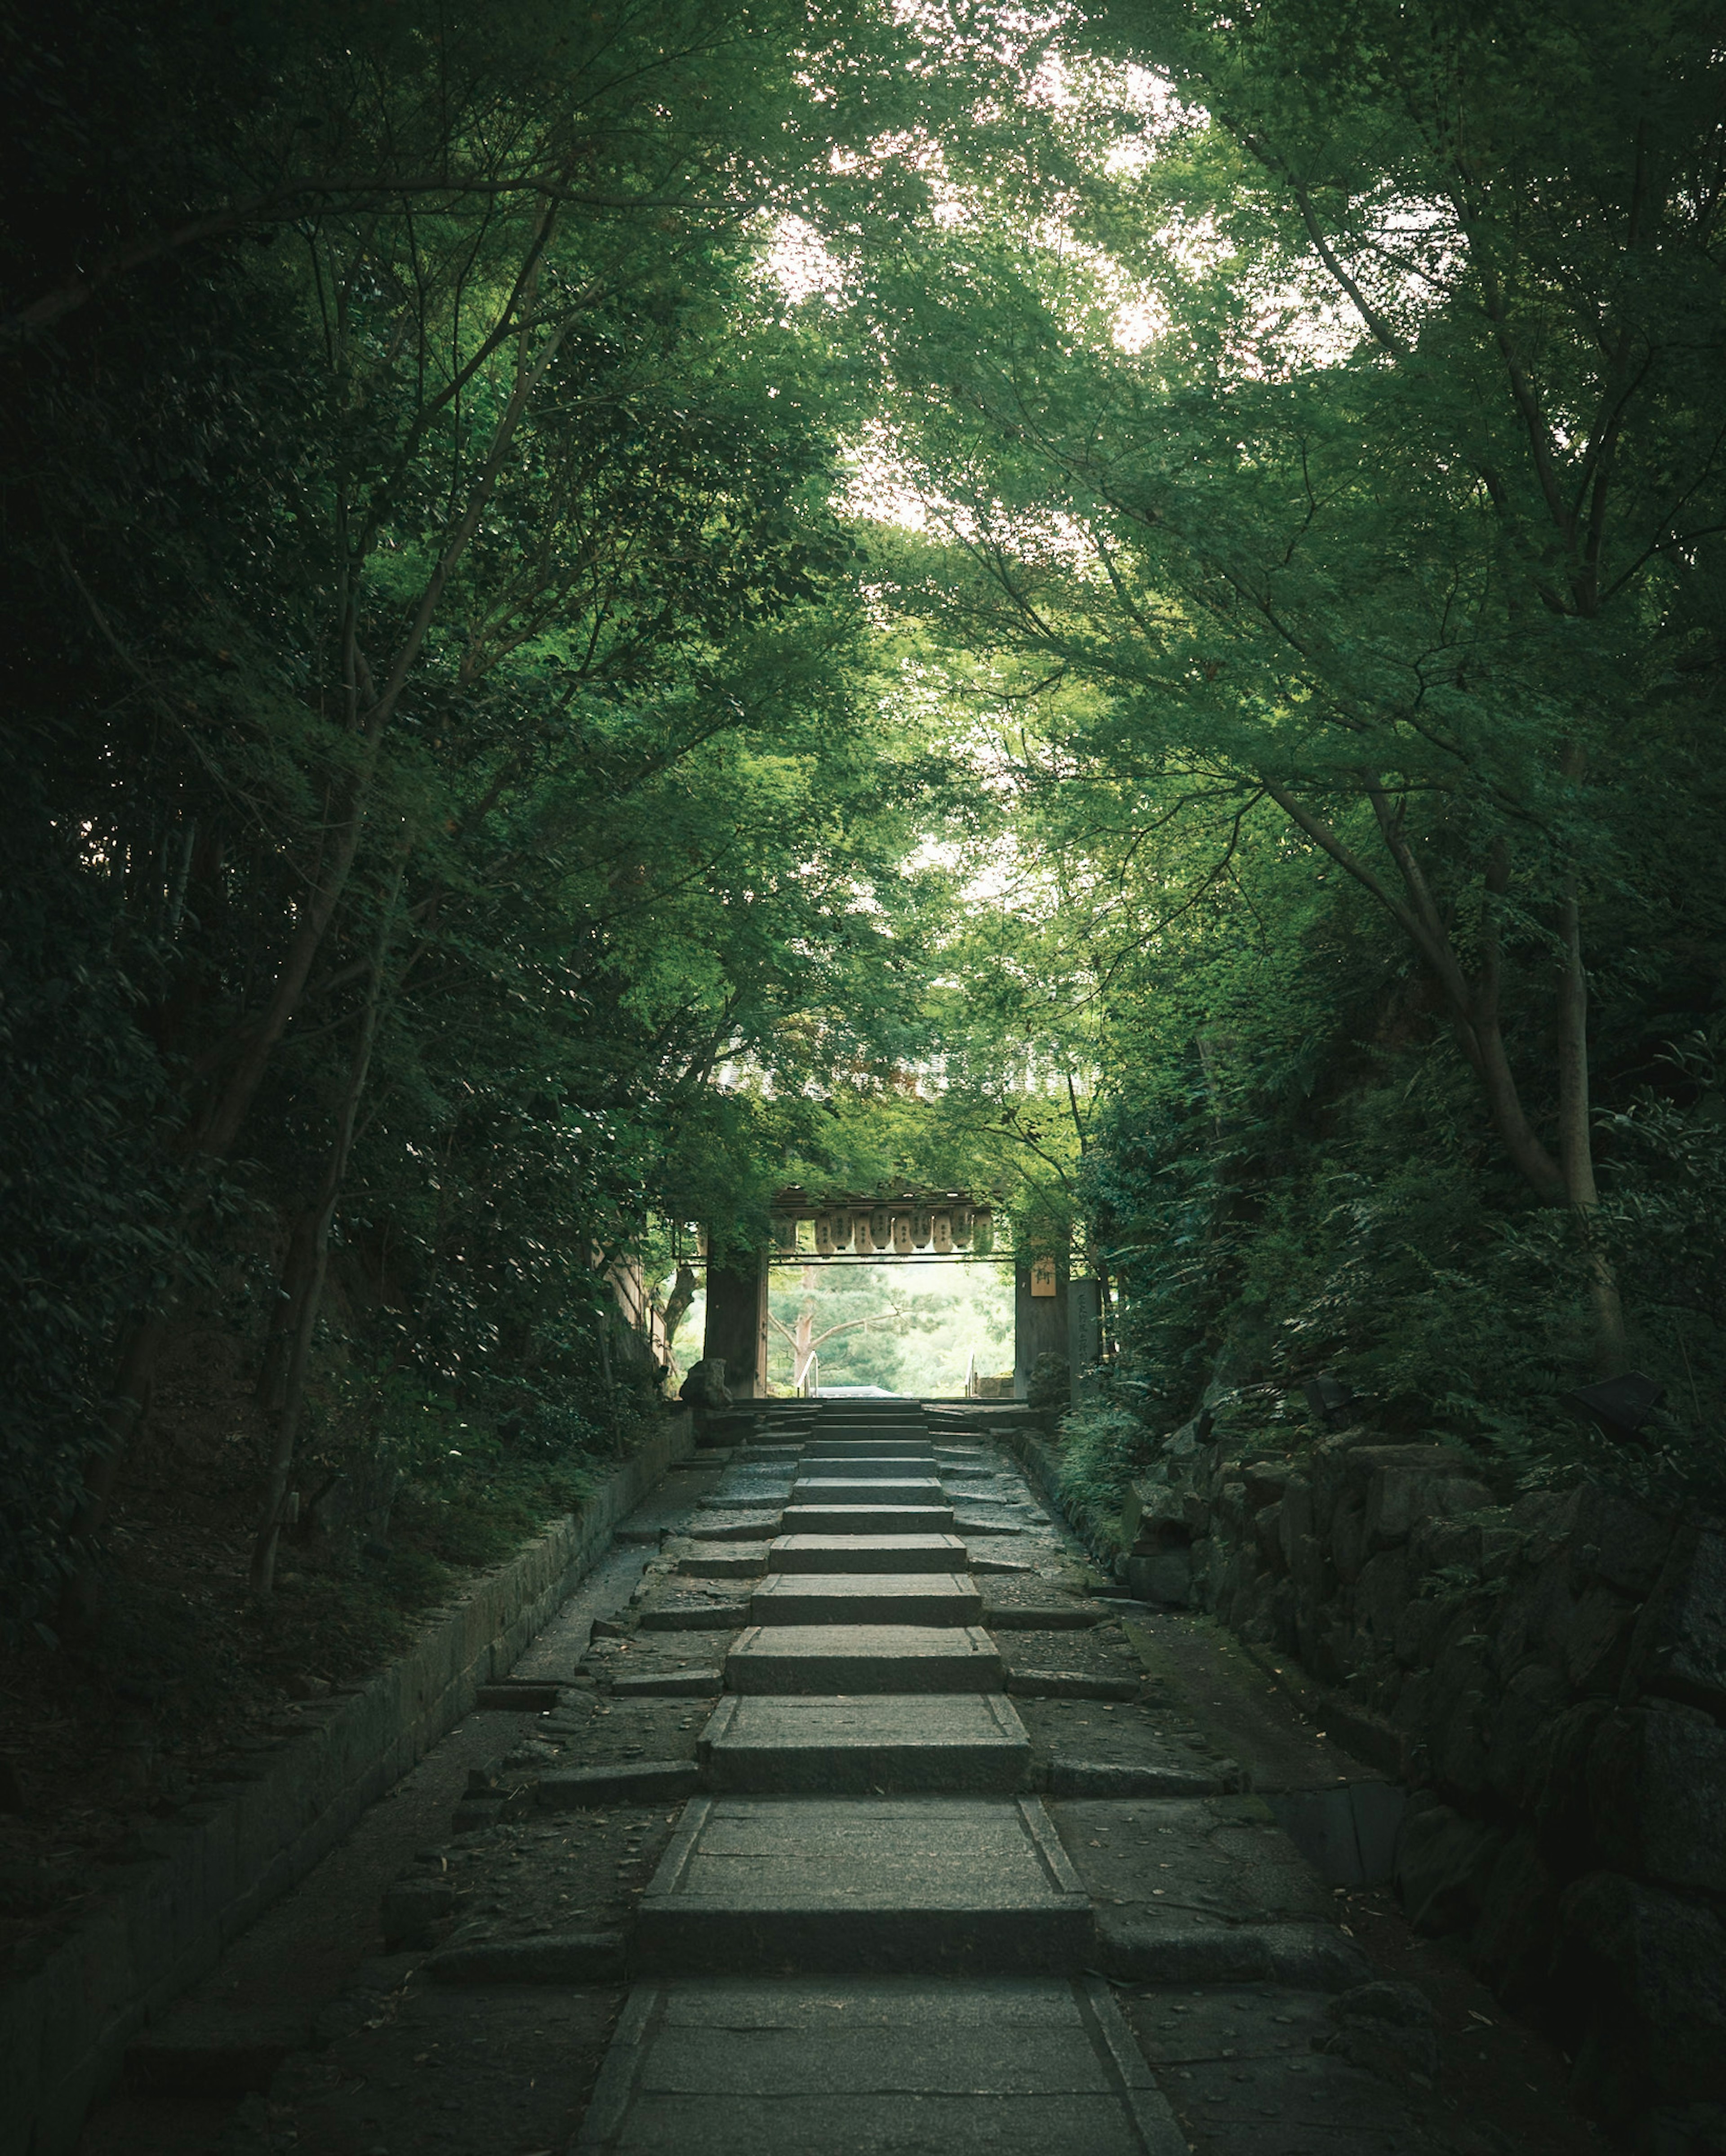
left=813, top=1429, right=926, bottom=1440
left=698, top=1693, right=1030, bottom=1794
left=809, top=1442, right=930, bottom=1454
left=791, top=1477, right=943, bottom=1507
left=815, top=1406, right=921, bottom=1418
left=768, top=1534, right=967, bottom=1575
left=750, top=1574, right=982, bottom=1626
left=574, top=1975, right=1180, bottom=2155
left=813, top=1430, right=928, bottom=1445
left=799, top=1452, right=935, bottom=1474
left=676, top=1547, right=769, bottom=1579
left=724, top=1624, right=1004, bottom=1694
left=780, top=1503, right=956, bottom=1535
left=632, top=1796, right=1093, bottom=1975
left=794, top=1457, right=932, bottom=1474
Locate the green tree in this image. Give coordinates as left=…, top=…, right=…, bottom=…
left=856, top=0, right=1726, bottom=1371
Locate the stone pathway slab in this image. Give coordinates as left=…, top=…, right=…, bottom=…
left=633, top=1796, right=1094, bottom=1974
left=782, top=1503, right=956, bottom=1535
left=804, top=1452, right=934, bottom=1464
left=792, top=1477, right=944, bottom=1505
left=698, top=1693, right=1031, bottom=1793
left=576, top=1976, right=1187, bottom=2153
left=724, top=1624, right=1004, bottom=1694
left=750, top=1573, right=983, bottom=1626
left=768, top=1532, right=968, bottom=1574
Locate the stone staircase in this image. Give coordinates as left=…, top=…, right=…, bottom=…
left=578, top=1399, right=1188, bottom=2152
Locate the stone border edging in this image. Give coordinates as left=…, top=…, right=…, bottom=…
left=2, top=1411, right=694, bottom=2156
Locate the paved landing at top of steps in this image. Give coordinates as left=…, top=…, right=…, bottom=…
left=632, top=1795, right=1093, bottom=1974
left=576, top=1975, right=1186, bottom=2155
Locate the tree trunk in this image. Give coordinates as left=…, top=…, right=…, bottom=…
left=1264, top=780, right=1570, bottom=1204
left=73, top=285, right=573, bottom=1539
left=1556, top=883, right=1628, bottom=1372
left=249, top=859, right=404, bottom=1599
left=662, top=1262, right=698, bottom=1355
left=256, top=1211, right=320, bottom=1411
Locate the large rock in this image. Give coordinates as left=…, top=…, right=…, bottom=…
left=1352, top=1550, right=1412, bottom=1660
left=1277, top=1474, right=1314, bottom=1563
left=1392, top=1587, right=1456, bottom=1672
left=1486, top=1661, right=1568, bottom=1807
left=1567, top=1479, right=1675, bottom=1598
left=1330, top=1496, right=1368, bottom=1585
left=1556, top=1581, right=1641, bottom=1692
left=1214, top=1479, right=1249, bottom=1534
left=1496, top=1551, right=1635, bottom=1693
left=1357, top=1446, right=1495, bottom=1552
left=1526, top=1699, right=1611, bottom=1873
left=1557, top=1870, right=1726, bottom=2121
left=1124, top=1547, right=1192, bottom=1606
left=1628, top=1527, right=1726, bottom=1713
left=1589, top=1705, right=1726, bottom=1894
left=1394, top=1800, right=1506, bottom=1936
left=1435, top=1681, right=1493, bottom=1797
left=1244, top=1462, right=1294, bottom=1510
left=1320, top=1979, right=1441, bottom=2082
left=1407, top=1510, right=1483, bottom=1582
left=1470, top=1830, right=1558, bottom=2009
left=1253, top=1500, right=1286, bottom=1575
left=1122, top=1478, right=1191, bottom=1552
left=1308, top=1427, right=1383, bottom=1538
left=679, top=1357, right=732, bottom=1409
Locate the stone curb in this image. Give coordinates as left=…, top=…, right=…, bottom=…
left=1096, top=1912, right=1372, bottom=1991
left=537, top=1762, right=699, bottom=1809
left=427, top=1932, right=627, bottom=1985
left=3, top=1411, right=694, bottom=2156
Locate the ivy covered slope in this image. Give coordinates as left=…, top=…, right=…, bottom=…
left=850, top=0, right=1726, bottom=1530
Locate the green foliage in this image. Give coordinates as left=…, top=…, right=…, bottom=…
left=8, top=0, right=1726, bottom=1650
left=765, top=1260, right=1014, bottom=1397
left=0, top=763, right=195, bottom=1641
left=1053, top=1403, right=1152, bottom=1542
left=0, top=0, right=1026, bottom=1629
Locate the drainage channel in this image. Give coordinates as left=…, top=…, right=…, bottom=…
left=85, top=1406, right=1599, bottom=2156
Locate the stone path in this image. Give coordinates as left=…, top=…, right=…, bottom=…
left=103, top=1403, right=1602, bottom=2156
left=579, top=1403, right=1177, bottom=2150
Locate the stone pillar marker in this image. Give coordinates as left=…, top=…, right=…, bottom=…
left=1068, top=1272, right=1102, bottom=1397
left=1014, top=1247, right=1069, bottom=1401
left=702, top=1244, right=769, bottom=1398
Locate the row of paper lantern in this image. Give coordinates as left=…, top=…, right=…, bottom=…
left=772, top=1206, right=993, bottom=1255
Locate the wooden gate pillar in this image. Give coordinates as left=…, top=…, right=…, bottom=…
left=702, top=1245, right=769, bottom=1398
left=1014, top=1248, right=1070, bottom=1400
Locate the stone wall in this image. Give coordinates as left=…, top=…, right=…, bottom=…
left=1109, top=1419, right=1726, bottom=2149
left=1, top=1410, right=694, bottom=2156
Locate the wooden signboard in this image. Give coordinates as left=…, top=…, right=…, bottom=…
left=1030, top=1255, right=1059, bottom=1297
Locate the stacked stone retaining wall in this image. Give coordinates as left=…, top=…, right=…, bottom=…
left=1, top=1409, right=694, bottom=2156
left=1019, top=1415, right=1726, bottom=2148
